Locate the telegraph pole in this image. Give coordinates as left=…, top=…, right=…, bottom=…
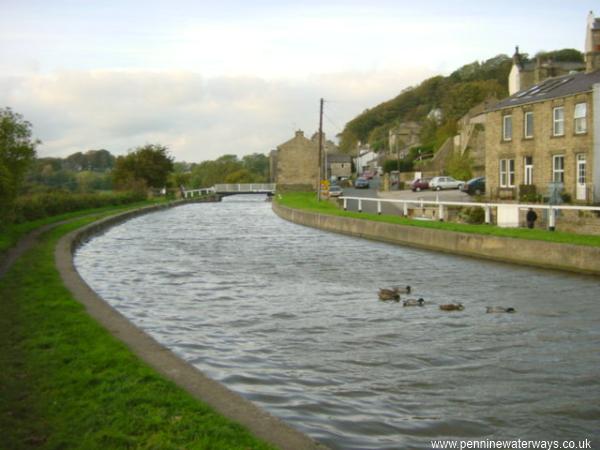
left=317, top=97, right=324, bottom=201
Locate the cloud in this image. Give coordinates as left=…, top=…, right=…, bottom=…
left=0, top=68, right=434, bottom=162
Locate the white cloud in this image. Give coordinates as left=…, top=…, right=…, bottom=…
left=0, top=68, right=434, bottom=162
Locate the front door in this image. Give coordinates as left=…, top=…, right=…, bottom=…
left=576, top=154, right=587, bottom=201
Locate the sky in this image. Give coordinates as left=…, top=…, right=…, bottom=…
left=1, top=1, right=598, bottom=162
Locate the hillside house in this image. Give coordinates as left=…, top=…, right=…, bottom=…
left=486, top=12, right=600, bottom=203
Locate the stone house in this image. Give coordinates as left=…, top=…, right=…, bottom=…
left=271, top=130, right=319, bottom=191
left=388, top=122, right=421, bottom=159
left=326, top=154, right=352, bottom=180
left=485, top=12, right=600, bottom=203
left=508, top=48, right=585, bottom=96
left=486, top=70, right=600, bottom=203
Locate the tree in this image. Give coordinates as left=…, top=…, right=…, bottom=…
left=0, top=107, right=39, bottom=222
left=113, top=144, right=174, bottom=191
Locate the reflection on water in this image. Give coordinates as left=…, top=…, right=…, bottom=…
left=75, top=196, right=600, bottom=449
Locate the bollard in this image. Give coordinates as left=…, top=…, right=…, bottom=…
left=549, top=208, right=556, bottom=231
left=403, top=202, right=408, bottom=217
left=358, top=199, right=362, bottom=213
left=343, top=198, right=347, bottom=211
left=377, top=201, right=381, bottom=215
left=438, top=204, right=445, bottom=222
left=484, top=206, right=491, bottom=224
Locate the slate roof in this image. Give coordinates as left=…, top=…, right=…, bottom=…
left=491, top=70, right=600, bottom=111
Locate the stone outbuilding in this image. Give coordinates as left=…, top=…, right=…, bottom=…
left=272, top=130, right=319, bottom=191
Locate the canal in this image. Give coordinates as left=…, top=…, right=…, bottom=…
left=75, top=196, right=600, bottom=450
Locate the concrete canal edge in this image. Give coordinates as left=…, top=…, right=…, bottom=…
left=54, top=200, right=328, bottom=450
left=273, top=202, right=600, bottom=276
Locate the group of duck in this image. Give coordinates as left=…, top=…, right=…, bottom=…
left=377, top=286, right=516, bottom=313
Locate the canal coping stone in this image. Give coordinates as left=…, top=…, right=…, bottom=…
left=272, top=202, right=600, bottom=276
left=55, top=200, right=328, bottom=450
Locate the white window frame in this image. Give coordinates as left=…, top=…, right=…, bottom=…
left=499, top=159, right=515, bottom=187
left=553, top=107, right=565, bottom=136
left=503, top=115, right=513, bottom=141
left=524, top=111, right=534, bottom=138
left=524, top=156, right=533, bottom=185
left=552, top=154, right=565, bottom=183
left=574, top=102, right=587, bottom=134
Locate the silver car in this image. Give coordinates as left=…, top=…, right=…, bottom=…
left=429, top=176, right=465, bottom=190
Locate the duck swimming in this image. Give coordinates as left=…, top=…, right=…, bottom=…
left=403, top=298, right=425, bottom=307
left=439, top=303, right=464, bottom=311
left=378, top=288, right=400, bottom=301
left=486, top=307, right=516, bottom=313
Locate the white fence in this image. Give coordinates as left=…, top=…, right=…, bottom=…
left=341, top=196, right=600, bottom=230
left=214, top=183, right=276, bottom=193
left=183, top=183, right=276, bottom=198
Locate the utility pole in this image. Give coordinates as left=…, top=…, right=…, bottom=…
left=317, top=97, right=324, bottom=201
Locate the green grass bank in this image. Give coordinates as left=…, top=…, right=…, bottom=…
left=0, top=206, right=279, bottom=450
left=277, top=192, right=600, bottom=248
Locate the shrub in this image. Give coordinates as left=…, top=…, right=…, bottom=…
left=519, top=185, right=541, bottom=203
left=12, top=191, right=146, bottom=223
left=459, top=206, right=485, bottom=224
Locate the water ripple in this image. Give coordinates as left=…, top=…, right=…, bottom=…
left=75, top=196, right=600, bottom=449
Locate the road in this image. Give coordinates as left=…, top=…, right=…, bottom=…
left=341, top=177, right=472, bottom=215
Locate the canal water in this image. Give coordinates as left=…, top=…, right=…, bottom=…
left=75, top=196, right=600, bottom=450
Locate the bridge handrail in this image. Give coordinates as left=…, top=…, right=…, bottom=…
left=214, top=183, right=276, bottom=192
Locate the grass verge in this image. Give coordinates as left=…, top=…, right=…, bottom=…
left=277, top=192, right=600, bottom=248
left=0, top=208, right=276, bottom=450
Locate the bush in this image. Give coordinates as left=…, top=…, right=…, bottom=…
left=560, top=192, right=572, bottom=204
left=459, top=206, right=485, bottom=224
left=383, top=159, right=414, bottom=173
left=519, top=185, right=541, bottom=203
left=12, top=191, right=146, bottom=223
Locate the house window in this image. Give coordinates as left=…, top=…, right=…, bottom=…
left=524, top=156, right=533, bottom=185
left=499, top=159, right=515, bottom=187
left=574, top=103, right=587, bottom=134
left=552, top=155, right=565, bottom=183
left=503, top=115, right=512, bottom=141
left=553, top=107, right=565, bottom=136
left=524, top=111, right=534, bottom=138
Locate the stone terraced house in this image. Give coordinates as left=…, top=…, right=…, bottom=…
left=485, top=12, right=600, bottom=203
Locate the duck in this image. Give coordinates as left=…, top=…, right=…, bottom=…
left=378, top=288, right=400, bottom=301
left=439, top=303, right=464, bottom=311
left=403, top=298, right=425, bottom=307
left=486, top=306, right=516, bottom=313
left=393, top=285, right=411, bottom=294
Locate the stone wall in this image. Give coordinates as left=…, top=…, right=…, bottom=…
left=273, top=203, right=600, bottom=276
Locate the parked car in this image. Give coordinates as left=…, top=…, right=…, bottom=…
left=429, top=176, right=465, bottom=190
left=410, top=178, right=430, bottom=192
left=354, top=177, right=370, bottom=189
left=362, top=171, right=374, bottom=180
left=462, top=177, right=486, bottom=195
left=328, top=185, right=343, bottom=197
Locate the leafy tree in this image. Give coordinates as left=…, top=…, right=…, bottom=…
left=0, top=107, right=39, bottom=223
left=534, top=48, right=583, bottom=63
left=446, top=149, right=474, bottom=181
left=242, top=153, right=269, bottom=180
left=113, top=144, right=174, bottom=191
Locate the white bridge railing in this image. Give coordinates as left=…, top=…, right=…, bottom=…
left=214, top=183, right=276, bottom=193
left=341, top=196, right=600, bottom=230
left=183, top=183, right=276, bottom=198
